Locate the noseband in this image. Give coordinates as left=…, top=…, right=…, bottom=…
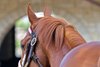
left=19, top=27, right=43, bottom=67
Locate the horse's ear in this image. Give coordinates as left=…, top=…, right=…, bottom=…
left=44, top=7, right=52, bottom=16
left=27, top=4, right=38, bottom=24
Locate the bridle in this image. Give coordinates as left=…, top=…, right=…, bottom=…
left=18, top=27, right=43, bottom=67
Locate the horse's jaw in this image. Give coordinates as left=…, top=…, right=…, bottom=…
left=43, top=44, right=69, bottom=67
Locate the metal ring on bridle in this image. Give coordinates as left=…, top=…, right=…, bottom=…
left=31, top=37, right=37, bottom=46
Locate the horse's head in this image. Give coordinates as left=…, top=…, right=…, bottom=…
left=19, top=4, right=86, bottom=67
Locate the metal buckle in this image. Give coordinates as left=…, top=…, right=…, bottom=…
left=31, top=37, right=37, bottom=46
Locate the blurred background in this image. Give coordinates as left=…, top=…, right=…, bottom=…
left=0, top=0, right=100, bottom=67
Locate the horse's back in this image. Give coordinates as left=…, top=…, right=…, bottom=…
left=60, top=41, right=100, bottom=67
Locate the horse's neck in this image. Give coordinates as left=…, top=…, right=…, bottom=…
left=65, top=27, right=86, bottom=48
left=45, top=44, right=69, bottom=67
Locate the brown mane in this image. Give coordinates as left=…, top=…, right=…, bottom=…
left=33, top=16, right=74, bottom=49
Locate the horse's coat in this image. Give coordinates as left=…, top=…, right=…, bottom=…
left=60, top=41, right=100, bottom=67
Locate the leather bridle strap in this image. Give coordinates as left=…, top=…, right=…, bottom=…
left=19, top=27, right=43, bottom=67
left=31, top=54, right=43, bottom=67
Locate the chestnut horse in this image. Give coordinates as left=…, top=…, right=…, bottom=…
left=18, top=4, right=86, bottom=67
left=60, top=41, right=100, bottom=67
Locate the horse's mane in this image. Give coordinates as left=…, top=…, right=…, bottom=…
left=34, top=16, right=74, bottom=49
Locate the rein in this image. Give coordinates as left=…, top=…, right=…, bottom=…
left=19, top=27, right=43, bottom=67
